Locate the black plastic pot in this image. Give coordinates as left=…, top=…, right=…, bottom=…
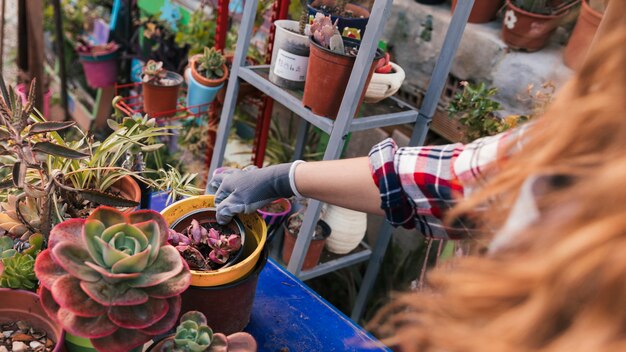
left=180, top=246, right=269, bottom=335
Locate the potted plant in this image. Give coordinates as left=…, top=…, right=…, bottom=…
left=451, top=0, right=504, bottom=23
left=76, top=40, right=119, bottom=88
left=142, top=60, right=184, bottom=117
left=502, top=0, right=580, bottom=51
left=257, top=198, right=292, bottom=231
left=269, top=0, right=311, bottom=89
left=282, top=210, right=331, bottom=270
left=364, top=52, right=406, bottom=103
left=186, top=47, right=229, bottom=114
left=321, top=204, right=367, bottom=255
left=34, top=206, right=192, bottom=352
left=302, top=13, right=382, bottom=119
left=307, top=0, right=370, bottom=37
left=147, top=311, right=257, bottom=352
left=0, top=288, right=64, bottom=352
left=161, top=195, right=268, bottom=334
left=563, top=0, right=605, bottom=70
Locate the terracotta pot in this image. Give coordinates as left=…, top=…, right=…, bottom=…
left=111, top=175, right=142, bottom=212
left=452, top=0, right=504, bottom=23
left=563, top=0, right=603, bottom=70
left=147, top=332, right=257, bottom=352
left=302, top=37, right=382, bottom=119
left=190, top=55, right=229, bottom=88
left=0, top=288, right=65, bottom=352
left=282, top=218, right=331, bottom=270
left=180, top=246, right=268, bottom=335
left=501, top=0, right=567, bottom=52
left=142, top=71, right=183, bottom=117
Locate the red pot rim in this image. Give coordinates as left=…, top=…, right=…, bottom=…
left=505, top=0, right=566, bottom=19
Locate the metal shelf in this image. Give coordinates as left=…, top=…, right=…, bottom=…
left=208, top=0, right=475, bottom=323
left=299, top=241, right=372, bottom=281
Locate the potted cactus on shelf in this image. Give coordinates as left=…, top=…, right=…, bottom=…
left=502, top=0, right=580, bottom=51
left=142, top=59, right=184, bottom=117
left=148, top=311, right=257, bottom=352
left=302, top=13, right=382, bottom=119
left=161, top=195, right=268, bottom=335
left=34, top=206, right=191, bottom=352
left=186, top=47, right=229, bottom=113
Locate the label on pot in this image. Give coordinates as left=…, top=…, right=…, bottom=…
left=273, top=49, right=308, bottom=82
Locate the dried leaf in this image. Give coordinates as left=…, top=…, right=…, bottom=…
left=79, top=189, right=139, bottom=208
left=0, top=178, right=13, bottom=189
left=28, top=121, right=76, bottom=135
left=32, top=142, right=90, bottom=159
left=12, top=161, right=22, bottom=187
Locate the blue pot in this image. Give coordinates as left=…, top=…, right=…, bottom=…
left=185, top=68, right=223, bottom=114
left=307, top=1, right=370, bottom=38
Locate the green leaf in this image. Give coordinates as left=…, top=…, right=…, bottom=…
left=79, top=189, right=140, bottom=208
left=107, top=119, right=120, bottom=131
left=140, top=143, right=164, bottom=152
left=32, top=142, right=90, bottom=159
left=28, top=121, right=76, bottom=135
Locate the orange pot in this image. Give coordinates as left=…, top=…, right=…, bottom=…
left=563, top=0, right=603, bottom=70
left=142, top=71, right=183, bottom=117
left=452, top=0, right=503, bottom=24
left=190, top=55, right=229, bottom=88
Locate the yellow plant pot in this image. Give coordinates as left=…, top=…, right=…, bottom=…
left=161, top=195, right=267, bottom=287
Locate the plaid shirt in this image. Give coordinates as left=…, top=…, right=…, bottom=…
left=368, top=125, right=530, bottom=239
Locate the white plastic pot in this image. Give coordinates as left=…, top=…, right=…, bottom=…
left=364, top=62, right=405, bottom=103
left=322, top=205, right=367, bottom=254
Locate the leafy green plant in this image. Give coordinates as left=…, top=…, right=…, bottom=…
left=174, top=5, right=216, bottom=56
left=447, top=81, right=506, bottom=141
left=35, top=206, right=191, bottom=352
left=152, top=168, right=203, bottom=206
left=511, top=0, right=580, bottom=15
left=142, top=60, right=168, bottom=85
left=195, top=47, right=226, bottom=80
left=0, top=252, right=37, bottom=290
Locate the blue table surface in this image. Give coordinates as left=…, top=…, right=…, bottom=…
left=151, top=193, right=389, bottom=352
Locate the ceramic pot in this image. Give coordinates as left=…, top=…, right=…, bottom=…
left=269, top=20, right=311, bottom=90
left=78, top=46, right=118, bottom=88
left=0, top=288, right=65, bottom=352
left=185, top=68, right=222, bottom=114
left=452, top=0, right=504, bottom=23
left=308, top=1, right=370, bottom=37
left=501, top=0, right=568, bottom=51
left=563, top=0, right=603, bottom=70
left=364, top=62, right=405, bottom=103
left=322, top=205, right=367, bottom=254
left=282, top=216, right=331, bottom=270
left=142, top=71, right=183, bottom=117
left=302, top=37, right=382, bottom=119
left=190, top=56, right=229, bottom=88
left=161, top=195, right=267, bottom=287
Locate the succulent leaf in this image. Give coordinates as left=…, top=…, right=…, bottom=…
left=108, top=297, right=169, bottom=329
left=49, top=274, right=107, bottom=317
left=0, top=252, right=37, bottom=290
left=139, top=296, right=182, bottom=335
left=57, top=307, right=119, bottom=339
left=80, top=279, right=149, bottom=306
left=51, top=242, right=101, bottom=282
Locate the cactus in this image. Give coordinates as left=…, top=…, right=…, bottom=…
left=168, top=219, right=242, bottom=271
left=0, top=253, right=37, bottom=290
left=155, top=311, right=257, bottom=352
left=195, top=47, right=226, bottom=80
left=34, top=206, right=191, bottom=352
left=310, top=13, right=344, bottom=54
left=142, top=60, right=168, bottom=85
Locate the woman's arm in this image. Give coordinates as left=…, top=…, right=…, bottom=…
left=294, top=157, right=385, bottom=216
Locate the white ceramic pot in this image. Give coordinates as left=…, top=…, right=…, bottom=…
left=364, top=62, right=405, bottom=103
left=322, top=205, right=367, bottom=254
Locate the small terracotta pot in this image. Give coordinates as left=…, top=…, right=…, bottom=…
left=501, top=0, right=567, bottom=52
left=142, top=71, right=183, bottom=117
left=282, top=218, right=331, bottom=270
left=111, top=175, right=142, bottom=212
left=563, top=0, right=603, bottom=70
left=302, top=37, right=382, bottom=119
left=190, top=56, right=229, bottom=88
left=452, top=0, right=503, bottom=23
left=0, top=288, right=65, bottom=352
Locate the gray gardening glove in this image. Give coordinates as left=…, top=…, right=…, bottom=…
left=209, top=163, right=300, bottom=224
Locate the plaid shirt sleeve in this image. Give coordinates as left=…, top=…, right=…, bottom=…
left=368, top=125, right=530, bottom=239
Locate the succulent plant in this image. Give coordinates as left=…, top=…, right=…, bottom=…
left=142, top=60, right=168, bottom=85
left=195, top=47, right=226, bottom=80
left=0, top=235, right=16, bottom=259
left=0, top=252, right=37, bottom=290
left=155, top=311, right=257, bottom=352
left=168, top=219, right=242, bottom=271
left=34, top=206, right=191, bottom=352
left=0, top=195, right=41, bottom=239
left=310, top=13, right=344, bottom=54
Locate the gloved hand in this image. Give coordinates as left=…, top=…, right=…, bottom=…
left=208, top=162, right=302, bottom=224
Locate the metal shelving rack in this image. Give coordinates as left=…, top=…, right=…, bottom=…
left=208, top=0, right=475, bottom=321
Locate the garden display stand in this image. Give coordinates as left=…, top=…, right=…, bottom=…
left=208, top=0, right=475, bottom=322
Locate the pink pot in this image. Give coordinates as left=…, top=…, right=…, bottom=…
left=78, top=46, right=119, bottom=88
left=16, top=83, right=51, bottom=119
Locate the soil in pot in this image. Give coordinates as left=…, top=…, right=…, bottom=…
left=502, top=0, right=567, bottom=52
left=308, top=1, right=370, bottom=36
left=269, top=20, right=311, bottom=90
left=452, top=0, right=503, bottom=23
left=282, top=218, right=331, bottom=270
left=302, top=37, right=382, bottom=119
left=142, top=71, right=183, bottom=117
